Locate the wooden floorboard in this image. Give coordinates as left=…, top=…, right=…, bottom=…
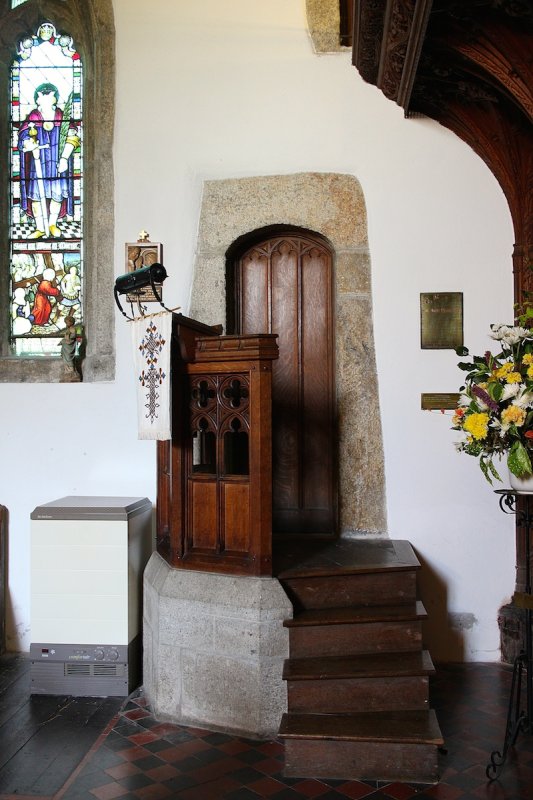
left=0, top=653, right=122, bottom=795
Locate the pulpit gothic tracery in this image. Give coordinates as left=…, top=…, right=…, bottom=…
left=156, top=313, right=278, bottom=576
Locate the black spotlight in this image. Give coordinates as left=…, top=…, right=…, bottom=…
left=114, top=263, right=168, bottom=319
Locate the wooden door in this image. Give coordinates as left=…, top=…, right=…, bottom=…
left=230, top=232, right=336, bottom=537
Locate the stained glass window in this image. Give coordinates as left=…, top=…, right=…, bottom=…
left=10, top=22, right=83, bottom=357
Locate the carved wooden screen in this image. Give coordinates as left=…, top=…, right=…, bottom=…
left=156, top=316, right=278, bottom=576
left=232, top=233, right=336, bottom=538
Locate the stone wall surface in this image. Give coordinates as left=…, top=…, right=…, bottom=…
left=305, top=0, right=344, bottom=53
left=143, top=552, right=292, bottom=738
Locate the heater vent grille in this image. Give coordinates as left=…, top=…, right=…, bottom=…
left=64, top=663, right=124, bottom=677
left=65, top=663, right=91, bottom=676
left=94, top=664, right=120, bottom=676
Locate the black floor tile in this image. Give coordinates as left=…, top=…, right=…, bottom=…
left=162, top=773, right=198, bottom=791
left=2, top=659, right=533, bottom=800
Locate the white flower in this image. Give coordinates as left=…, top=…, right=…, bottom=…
left=492, top=418, right=508, bottom=438
left=501, top=383, right=520, bottom=401
left=514, top=389, right=533, bottom=409
left=489, top=324, right=530, bottom=346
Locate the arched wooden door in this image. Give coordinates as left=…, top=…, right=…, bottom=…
left=229, top=232, right=336, bottom=538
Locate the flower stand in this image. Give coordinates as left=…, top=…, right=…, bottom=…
left=486, top=489, right=533, bottom=780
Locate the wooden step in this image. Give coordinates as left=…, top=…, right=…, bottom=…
left=285, top=601, right=427, bottom=657
left=283, top=649, right=435, bottom=681
left=280, top=709, right=443, bottom=783
left=275, top=539, right=421, bottom=579
left=277, top=540, right=420, bottom=610
left=284, top=651, right=434, bottom=713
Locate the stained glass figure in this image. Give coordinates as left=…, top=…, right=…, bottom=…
left=10, top=22, right=83, bottom=356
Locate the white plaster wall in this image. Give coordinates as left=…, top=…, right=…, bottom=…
left=1, top=0, right=515, bottom=660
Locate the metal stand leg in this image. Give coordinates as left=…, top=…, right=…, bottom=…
left=486, top=490, right=533, bottom=781
left=486, top=654, right=527, bottom=779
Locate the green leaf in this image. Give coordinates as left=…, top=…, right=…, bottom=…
left=465, top=440, right=483, bottom=456
left=507, top=440, right=533, bottom=478
left=479, top=458, right=493, bottom=484
left=456, top=346, right=469, bottom=356
left=458, top=361, right=476, bottom=371
left=487, top=459, right=502, bottom=483
left=488, top=382, right=503, bottom=402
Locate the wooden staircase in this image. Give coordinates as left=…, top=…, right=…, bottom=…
left=275, top=538, right=444, bottom=783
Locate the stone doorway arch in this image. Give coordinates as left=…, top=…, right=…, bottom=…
left=189, top=172, right=386, bottom=534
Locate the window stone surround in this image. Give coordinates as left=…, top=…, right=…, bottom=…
left=0, top=0, right=115, bottom=383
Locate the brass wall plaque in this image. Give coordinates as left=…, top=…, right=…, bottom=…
left=420, top=292, right=463, bottom=349
left=421, top=393, right=460, bottom=410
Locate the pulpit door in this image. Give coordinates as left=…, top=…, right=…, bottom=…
left=231, top=232, right=336, bottom=537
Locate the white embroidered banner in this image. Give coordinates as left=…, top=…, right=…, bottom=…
left=131, top=311, right=172, bottom=440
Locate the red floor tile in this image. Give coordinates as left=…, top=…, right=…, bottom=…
left=332, top=782, right=379, bottom=799
left=105, top=761, right=142, bottom=779
left=381, top=782, right=419, bottom=799
left=115, top=745, right=154, bottom=762
left=247, top=775, right=288, bottom=795
left=144, top=763, right=181, bottom=781
left=89, top=783, right=130, bottom=800
left=128, top=731, right=163, bottom=746
left=35, top=664, right=533, bottom=800
left=124, top=709, right=152, bottom=721
left=290, top=778, right=334, bottom=796
left=133, top=785, right=172, bottom=799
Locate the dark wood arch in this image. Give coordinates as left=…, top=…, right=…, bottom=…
left=352, top=0, right=533, bottom=300
left=227, top=228, right=337, bottom=538
left=351, top=0, right=533, bottom=646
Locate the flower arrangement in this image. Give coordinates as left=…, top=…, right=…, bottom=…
left=453, top=320, right=533, bottom=483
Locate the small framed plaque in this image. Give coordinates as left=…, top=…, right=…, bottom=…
left=421, top=393, right=460, bottom=411
left=420, top=292, right=463, bottom=350
left=125, top=240, right=163, bottom=304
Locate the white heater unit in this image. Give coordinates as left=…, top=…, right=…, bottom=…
left=30, top=496, right=152, bottom=696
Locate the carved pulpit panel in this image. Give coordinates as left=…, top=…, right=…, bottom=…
left=156, top=316, right=278, bottom=576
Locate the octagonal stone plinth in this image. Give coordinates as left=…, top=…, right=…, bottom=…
left=143, top=553, right=292, bottom=738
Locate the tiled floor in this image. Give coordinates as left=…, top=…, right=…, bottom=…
left=2, top=663, right=533, bottom=800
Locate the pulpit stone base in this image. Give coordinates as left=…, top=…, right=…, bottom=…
left=143, top=552, right=292, bottom=738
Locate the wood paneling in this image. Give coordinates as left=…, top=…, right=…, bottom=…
left=189, top=480, right=217, bottom=550
left=234, top=234, right=336, bottom=538
left=156, top=317, right=278, bottom=575
left=222, top=482, right=250, bottom=553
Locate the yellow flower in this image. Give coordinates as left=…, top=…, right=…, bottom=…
left=523, top=354, right=533, bottom=365
left=495, top=363, right=514, bottom=378
left=528, top=364, right=533, bottom=379
left=501, top=405, right=527, bottom=427
left=463, top=412, right=489, bottom=440
left=506, top=371, right=522, bottom=384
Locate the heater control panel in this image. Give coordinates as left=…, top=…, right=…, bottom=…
left=30, top=642, right=128, bottom=663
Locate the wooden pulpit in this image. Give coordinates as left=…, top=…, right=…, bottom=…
left=156, top=313, right=278, bottom=576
